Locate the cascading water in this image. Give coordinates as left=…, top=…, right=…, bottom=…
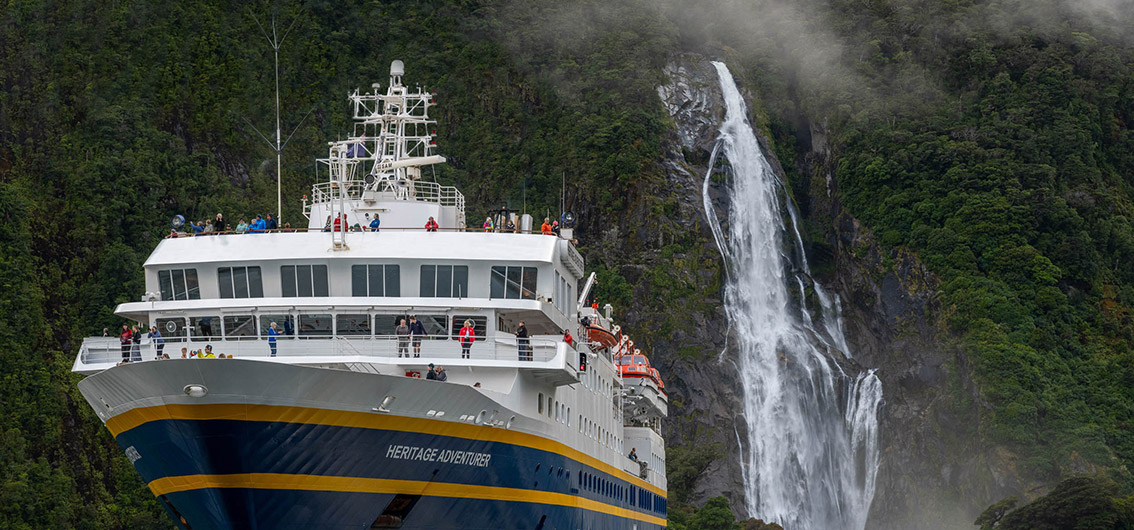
left=702, top=62, right=884, bottom=530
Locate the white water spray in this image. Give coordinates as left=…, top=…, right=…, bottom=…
left=703, top=62, right=883, bottom=530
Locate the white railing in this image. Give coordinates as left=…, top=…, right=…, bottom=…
left=77, top=335, right=561, bottom=366
left=308, top=180, right=464, bottom=208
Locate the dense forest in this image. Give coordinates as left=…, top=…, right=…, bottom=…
left=2, top=0, right=1134, bottom=528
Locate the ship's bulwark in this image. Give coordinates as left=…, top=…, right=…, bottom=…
left=80, top=361, right=666, bottom=530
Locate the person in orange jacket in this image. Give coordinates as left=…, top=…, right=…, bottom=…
left=541, top=217, right=554, bottom=235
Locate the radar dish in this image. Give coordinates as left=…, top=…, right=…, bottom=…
left=171, top=215, right=185, bottom=229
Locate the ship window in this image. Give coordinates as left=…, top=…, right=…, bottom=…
left=281, top=265, right=328, bottom=297
left=299, top=314, right=333, bottom=337
left=538, top=393, right=544, bottom=414
left=420, top=265, right=468, bottom=297
left=352, top=265, right=400, bottom=297
left=489, top=266, right=538, bottom=300
left=158, top=268, right=201, bottom=301
left=337, top=314, right=371, bottom=336
left=449, top=316, right=485, bottom=342
left=223, top=315, right=257, bottom=338
left=155, top=317, right=187, bottom=339
left=260, top=314, right=294, bottom=337
left=190, top=316, right=220, bottom=338
left=218, top=266, right=263, bottom=299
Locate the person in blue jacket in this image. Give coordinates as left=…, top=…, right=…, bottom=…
left=265, top=213, right=278, bottom=231
left=369, top=213, right=381, bottom=232
left=250, top=215, right=266, bottom=233
left=268, top=322, right=279, bottom=357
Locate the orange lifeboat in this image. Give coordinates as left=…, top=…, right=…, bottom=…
left=584, top=324, right=619, bottom=350
left=615, top=353, right=652, bottom=380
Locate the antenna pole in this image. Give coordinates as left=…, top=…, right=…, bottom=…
left=274, top=19, right=282, bottom=226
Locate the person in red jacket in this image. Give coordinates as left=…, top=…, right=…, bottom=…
left=119, top=324, right=133, bottom=363
left=425, top=216, right=439, bottom=232
left=458, top=319, right=476, bottom=359
left=563, top=329, right=574, bottom=347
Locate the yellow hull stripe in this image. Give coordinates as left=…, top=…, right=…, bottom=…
left=150, top=473, right=667, bottom=526
left=107, top=403, right=666, bottom=497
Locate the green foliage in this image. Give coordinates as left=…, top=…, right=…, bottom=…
left=978, top=475, right=1134, bottom=530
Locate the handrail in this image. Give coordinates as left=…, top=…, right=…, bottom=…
left=167, top=227, right=569, bottom=238
left=77, top=335, right=562, bottom=366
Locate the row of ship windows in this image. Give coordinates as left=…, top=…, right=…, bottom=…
left=153, top=313, right=489, bottom=340
left=158, top=265, right=541, bottom=301
left=536, top=392, right=623, bottom=453
left=577, top=470, right=666, bottom=515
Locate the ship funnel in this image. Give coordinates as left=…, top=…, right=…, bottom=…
left=390, top=60, right=405, bottom=77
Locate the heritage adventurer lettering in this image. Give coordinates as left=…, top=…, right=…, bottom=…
left=385, top=445, right=492, bottom=467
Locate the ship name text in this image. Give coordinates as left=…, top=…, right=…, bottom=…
left=386, top=444, right=492, bottom=467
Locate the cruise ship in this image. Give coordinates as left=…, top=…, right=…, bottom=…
left=72, top=61, right=669, bottom=530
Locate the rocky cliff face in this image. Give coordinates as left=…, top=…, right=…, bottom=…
left=652, top=53, right=1033, bottom=529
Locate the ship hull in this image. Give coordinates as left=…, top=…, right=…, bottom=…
left=78, top=359, right=666, bottom=530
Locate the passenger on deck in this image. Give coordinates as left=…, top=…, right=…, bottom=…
left=369, top=213, right=381, bottom=232
left=204, top=220, right=214, bottom=234
left=505, top=217, right=516, bottom=232
left=250, top=215, right=266, bottom=233
left=180, top=347, right=188, bottom=358
left=552, top=220, right=560, bottom=236
left=540, top=218, right=553, bottom=235
left=395, top=319, right=410, bottom=358
left=130, top=325, right=142, bottom=362
left=119, top=324, right=132, bottom=363
left=148, top=325, right=165, bottom=359
left=563, top=329, right=574, bottom=348
left=482, top=217, right=494, bottom=231
left=517, top=321, right=531, bottom=361
left=215, top=213, right=229, bottom=232
left=425, top=216, right=439, bottom=232
left=433, top=365, right=448, bottom=381
left=190, top=220, right=205, bottom=236
left=200, top=345, right=216, bottom=358
left=458, top=320, right=475, bottom=359
left=628, top=448, right=639, bottom=462
left=409, top=316, right=426, bottom=357
left=268, top=322, right=279, bottom=357
left=236, top=219, right=249, bottom=233
left=266, top=213, right=277, bottom=231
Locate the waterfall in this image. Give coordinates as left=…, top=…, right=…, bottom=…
left=702, top=61, right=884, bottom=530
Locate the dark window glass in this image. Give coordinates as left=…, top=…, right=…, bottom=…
left=281, top=266, right=297, bottom=297
left=159, top=271, right=174, bottom=301
left=247, top=267, right=263, bottom=297
left=420, top=266, right=436, bottom=297
left=490, top=266, right=506, bottom=299
left=233, top=267, right=249, bottom=298
left=297, top=265, right=313, bottom=297
left=506, top=267, right=522, bottom=299
left=172, top=269, right=187, bottom=300
left=352, top=265, right=367, bottom=297
left=313, top=265, right=328, bottom=297
left=299, top=314, right=332, bottom=336
left=184, top=269, right=200, bottom=299
left=419, top=314, right=448, bottom=335
left=385, top=265, right=401, bottom=297
left=260, top=314, right=294, bottom=336
left=156, top=317, right=186, bottom=338
left=521, top=267, right=537, bottom=300
left=368, top=265, right=384, bottom=297
left=336, top=314, right=371, bottom=335
left=453, top=266, right=468, bottom=297
left=218, top=268, right=234, bottom=298
left=436, top=265, right=453, bottom=297
left=191, top=316, right=219, bottom=338
left=224, top=315, right=257, bottom=338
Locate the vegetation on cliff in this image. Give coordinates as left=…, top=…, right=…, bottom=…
left=2, top=0, right=1134, bottom=527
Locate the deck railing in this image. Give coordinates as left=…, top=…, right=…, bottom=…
left=77, top=335, right=563, bottom=366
